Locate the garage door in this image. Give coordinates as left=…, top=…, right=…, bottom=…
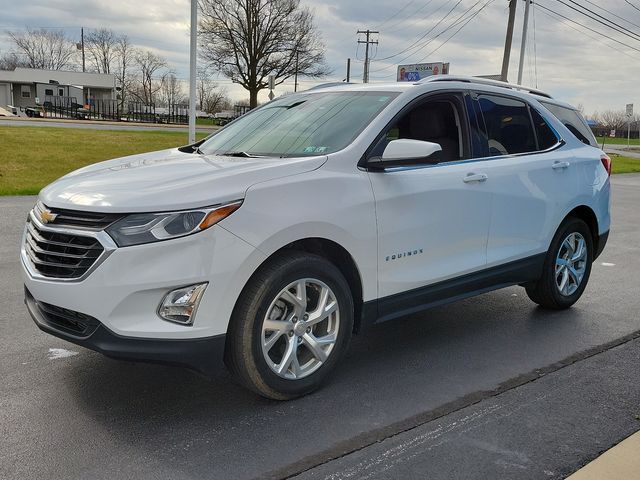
left=0, top=84, right=10, bottom=107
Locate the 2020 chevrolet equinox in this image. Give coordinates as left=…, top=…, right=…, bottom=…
left=21, top=76, right=610, bottom=399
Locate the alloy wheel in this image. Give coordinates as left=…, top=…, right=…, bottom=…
left=555, top=232, right=588, bottom=296
left=261, top=278, right=340, bottom=380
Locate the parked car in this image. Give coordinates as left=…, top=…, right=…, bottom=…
left=21, top=76, right=610, bottom=399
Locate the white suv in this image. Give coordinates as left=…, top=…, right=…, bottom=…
left=21, top=76, right=610, bottom=399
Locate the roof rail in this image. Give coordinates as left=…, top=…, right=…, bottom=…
left=306, top=82, right=354, bottom=91
left=418, top=75, right=553, bottom=99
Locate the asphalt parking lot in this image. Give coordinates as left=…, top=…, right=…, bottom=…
left=1, top=175, right=639, bottom=480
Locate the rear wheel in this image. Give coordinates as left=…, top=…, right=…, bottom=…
left=525, top=217, right=593, bottom=309
left=225, top=251, right=353, bottom=400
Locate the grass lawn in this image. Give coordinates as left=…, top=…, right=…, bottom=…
left=596, top=136, right=640, bottom=146
left=196, top=117, right=214, bottom=126
left=0, top=126, right=208, bottom=195
left=610, top=153, right=640, bottom=174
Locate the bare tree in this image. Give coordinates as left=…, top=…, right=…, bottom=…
left=197, top=68, right=229, bottom=113
left=114, top=35, right=136, bottom=110
left=198, top=0, right=330, bottom=107
left=8, top=28, right=77, bottom=70
left=594, top=110, right=628, bottom=132
left=160, top=73, right=185, bottom=107
left=0, top=51, right=29, bottom=70
left=85, top=28, right=118, bottom=74
left=132, top=50, right=168, bottom=105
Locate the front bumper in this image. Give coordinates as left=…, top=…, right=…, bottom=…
left=25, top=287, right=226, bottom=375
left=21, top=221, right=265, bottom=339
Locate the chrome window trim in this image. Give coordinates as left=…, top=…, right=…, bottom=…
left=21, top=209, right=117, bottom=283
left=371, top=140, right=567, bottom=173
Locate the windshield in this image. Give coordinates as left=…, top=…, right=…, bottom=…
left=199, top=91, right=399, bottom=158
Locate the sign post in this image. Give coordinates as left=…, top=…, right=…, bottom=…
left=268, top=75, right=275, bottom=101
left=626, top=103, right=633, bottom=148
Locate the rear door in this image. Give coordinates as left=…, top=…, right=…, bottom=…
left=471, top=92, right=577, bottom=266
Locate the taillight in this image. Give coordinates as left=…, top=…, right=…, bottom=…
left=601, top=154, right=612, bottom=176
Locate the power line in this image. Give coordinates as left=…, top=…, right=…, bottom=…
left=378, top=0, right=439, bottom=36
left=536, top=2, right=640, bottom=54
left=375, top=0, right=416, bottom=29
left=536, top=6, right=640, bottom=61
left=374, top=0, right=463, bottom=62
left=624, top=0, right=640, bottom=14
left=580, top=0, right=640, bottom=31
left=370, top=0, right=488, bottom=74
left=549, top=0, right=640, bottom=43
left=562, top=0, right=640, bottom=41
left=413, top=0, right=496, bottom=64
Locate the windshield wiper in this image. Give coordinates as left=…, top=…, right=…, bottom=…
left=219, top=151, right=259, bottom=158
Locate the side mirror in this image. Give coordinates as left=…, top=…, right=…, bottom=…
left=368, top=139, right=442, bottom=169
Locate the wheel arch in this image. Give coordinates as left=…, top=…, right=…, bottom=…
left=564, top=205, right=600, bottom=253
left=233, top=237, right=366, bottom=335
left=277, top=238, right=365, bottom=334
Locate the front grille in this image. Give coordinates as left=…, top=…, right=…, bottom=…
left=26, top=289, right=100, bottom=337
left=25, top=218, right=105, bottom=279
left=36, top=203, right=122, bottom=230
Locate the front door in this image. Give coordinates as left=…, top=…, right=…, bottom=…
left=366, top=93, right=492, bottom=312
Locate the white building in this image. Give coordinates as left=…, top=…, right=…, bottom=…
left=0, top=68, right=116, bottom=109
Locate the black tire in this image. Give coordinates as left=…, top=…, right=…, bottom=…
left=525, top=217, right=593, bottom=309
left=224, top=251, right=354, bottom=400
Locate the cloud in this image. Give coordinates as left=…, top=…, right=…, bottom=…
left=0, top=0, right=638, bottom=113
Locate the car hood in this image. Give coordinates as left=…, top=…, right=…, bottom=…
left=39, top=148, right=327, bottom=213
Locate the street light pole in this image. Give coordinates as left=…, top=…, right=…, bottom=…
left=188, top=0, right=197, bottom=144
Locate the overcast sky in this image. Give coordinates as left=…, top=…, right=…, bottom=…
left=0, top=0, right=639, bottom=115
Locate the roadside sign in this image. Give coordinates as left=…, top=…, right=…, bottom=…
left=626, top=103, right=633, bottom=117
left=397, top=62, right=450, bottom=82
left=268, top=91, right=275, bottom=100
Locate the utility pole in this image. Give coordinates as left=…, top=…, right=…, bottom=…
left=188, top=0, right=197, bottom=144
left=81, top=27, right=85, bottom=73
left=357, top=30, right=379, bottom=83
left=501, top=0, right=518, bottom=82
left=517, top=0, right=531, bottom=85
left=346, top=58, right=351, bottom=82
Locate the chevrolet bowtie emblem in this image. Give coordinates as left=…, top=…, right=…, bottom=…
left=39, top=208, right=57, bottom=224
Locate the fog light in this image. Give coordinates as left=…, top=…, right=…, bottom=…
left=158, top=283, right=208, bottom=325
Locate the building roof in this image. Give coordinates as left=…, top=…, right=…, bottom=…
left=0, top=68, right=115, bottom=89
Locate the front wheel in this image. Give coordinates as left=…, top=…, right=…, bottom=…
left=225, top=251, right=353, bottom=400
left=525, top=217, right=593, bottom=309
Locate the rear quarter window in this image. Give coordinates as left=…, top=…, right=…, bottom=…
left=541, top=102, right=597, bottom=147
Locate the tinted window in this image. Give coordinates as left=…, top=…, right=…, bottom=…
left=541, top=102, right=597, bottom=147
left=530, top=108, right=558, bottom=150
left=369, top=96, right=466, bottom=162
left=199, top=91, right=399, bottom=158
left=477, top=94, right=536, bottom=155
left=45, top=89, right=53, bottom=96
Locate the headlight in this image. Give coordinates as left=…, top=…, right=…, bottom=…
left=106, top=200, right=242, bottom=247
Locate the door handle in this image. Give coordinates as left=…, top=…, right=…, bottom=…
left=463, top=173, right=488, bottom=183
left=552, top=161, right=570, bottom=169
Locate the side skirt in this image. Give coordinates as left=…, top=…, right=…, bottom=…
left=361, top=253, right=546, bottom=328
